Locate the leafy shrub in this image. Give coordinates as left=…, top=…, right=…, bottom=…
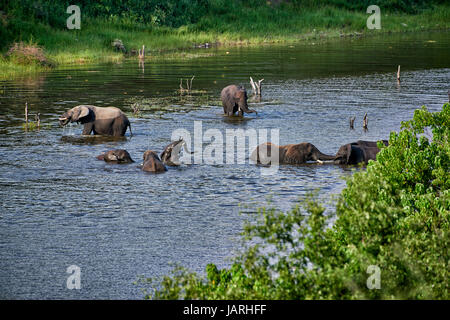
left=140, top=104, right=449, bottom=299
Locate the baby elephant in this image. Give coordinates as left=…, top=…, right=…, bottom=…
left=334, top=140, right=388, bottom=165
left=251, top=142, right=335, bottom=165
left=142, top=150, right=167, bottom=173
left=97, top=149, right=134, bottom=163
left=160, top=138, right=192, bottom=166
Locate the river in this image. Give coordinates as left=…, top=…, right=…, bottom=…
left=0, top=31, right=448, bottom=299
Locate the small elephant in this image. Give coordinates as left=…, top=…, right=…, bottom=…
left=334, top=140, right=388, bottom=165
left=96, top=149, right=134, bottom=163
left=160, top=138, right=192, bottom=166
left=221, top=85, right=257, bottom=116
left=142, top=150, right=167, bottom=173
left=250, top=142, right=335, bottom=165
left=59, top=105, right=132, bottom=136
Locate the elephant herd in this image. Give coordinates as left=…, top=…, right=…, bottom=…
left=95, top=138, right=188, bottom=173
left=250, top=140, right=389, bottom=166
left=58, top=84, right=388, bottom=173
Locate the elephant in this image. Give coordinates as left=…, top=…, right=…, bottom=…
left=96, top=149, right=134, bottom=163
left=59, top=105, right=132, bottom=136
left=334, top=140, right=388, bottom=165
left=142, top=150, right=167, bottom=173
left=250, top=142, right=335, bottom=165
left=160, top=138, right=192, bottom=166
left=221, top=85, right=257, bottom=116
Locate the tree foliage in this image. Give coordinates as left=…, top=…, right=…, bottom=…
left=140, top=104, right=449, bottom=299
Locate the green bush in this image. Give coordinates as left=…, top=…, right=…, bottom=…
left=140, top=104, right=449, bottom=299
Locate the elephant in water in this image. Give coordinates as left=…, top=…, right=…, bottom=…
left=96, top=149, right=134, bottom=164
left=160, top=138, right=192, bottom=166
left=250, top=142, right=335, bottom=165
left=221, top=85, right=257, bottom=116
left=142, top=150, right=167, bottom=173
left=334, top=140, right=388, bottom=165
left=59, top=105, right=132, bottom=136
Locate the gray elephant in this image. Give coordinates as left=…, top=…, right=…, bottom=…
left=96, top=149, right=134, bottom=163
left=59, top=105, right=132, bottom=136
left=142, top=150, right=167, bottom=173
left=160, top=138, right=192, bottom=166
left=221, top=85, right=257, bottom=116
left=334, top=140, right=388, bottom=165
left=250, top=142, right=335, bottom=165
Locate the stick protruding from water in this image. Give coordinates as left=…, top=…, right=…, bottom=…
left=138, top=45, right=145, bottom=60
left=25, top=102, right=28, bottom=129
left=350, top=116, right=355, bottom=129
left=250, top=77, right=264, bottom=96
left=363, top=112, right=368, bottom=131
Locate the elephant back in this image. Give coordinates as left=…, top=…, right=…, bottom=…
left=91, top=106, right=126, bottom=120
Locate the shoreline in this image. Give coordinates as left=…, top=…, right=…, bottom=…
left=1, top=5, right=449, bottom=80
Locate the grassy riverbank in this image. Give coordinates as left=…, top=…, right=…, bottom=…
left=1, top=1, right=449, bottom=79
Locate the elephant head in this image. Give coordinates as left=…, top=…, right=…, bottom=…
left=142, top=150, right=167, bottom=173
left=235, top=86, right=257, bottom=115
left=334, top=144, right=359, bottom=164
left=59, top=105, right=92, bottom=126
left=334, top=140, right=388, bottom=165
left=221, top=85, right=258, bottom=116
left=97, top=149, right=134, bottom=163
left=160, top=138, right=192, bottom=166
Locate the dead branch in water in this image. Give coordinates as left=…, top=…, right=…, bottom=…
left=250, top=77, right=264, bottom=96
left=179, top=76, right=195, bottom=94
left=138, top=45, right=145, bottom=60
left=363, top=112, right=368, bottom=130
left=131, top=103, right=140, bottom=115
left=349, top=116, right=355, bottom=129
left=25, top=102, right=28, bottom=129
left=35, top=112, right=40, bottom=128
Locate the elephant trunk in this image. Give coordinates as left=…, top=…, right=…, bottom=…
left=315, top=151, right=336, bottom=162
left=239, top=102, right=258, bottom=115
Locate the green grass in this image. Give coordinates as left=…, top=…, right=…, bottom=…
left=1, top=4, right=449, bottom=80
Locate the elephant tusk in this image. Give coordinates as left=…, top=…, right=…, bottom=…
left=59, top=117, right=67, bottom=121
left=316, top=160, right=324, bottom=164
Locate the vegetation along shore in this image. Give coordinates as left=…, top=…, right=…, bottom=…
left=0, top=0, right=449, bottom=79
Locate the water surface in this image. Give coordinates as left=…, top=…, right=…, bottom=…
left=0, top=31, right=449, bottom=299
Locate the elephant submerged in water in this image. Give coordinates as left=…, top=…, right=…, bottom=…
left=160, top=138, right=192, bottom=166
left=334, top=140, right=388, bottom=165
left=59, top=105, right=132, bottom=136
left=142, top=150, right=167, bottom=173
left=96, top=149, right=134, bottom=164
left=250, top=142, right=335, bottom=165
left=221, top=85, right=257, bottom=116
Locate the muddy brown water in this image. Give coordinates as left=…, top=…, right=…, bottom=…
left=0, top=31, right=449, bottom=299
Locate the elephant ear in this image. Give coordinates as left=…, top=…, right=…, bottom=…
left=71, top=106, right=90, bottom=122
left=346, top=144, right=353, bottom=164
